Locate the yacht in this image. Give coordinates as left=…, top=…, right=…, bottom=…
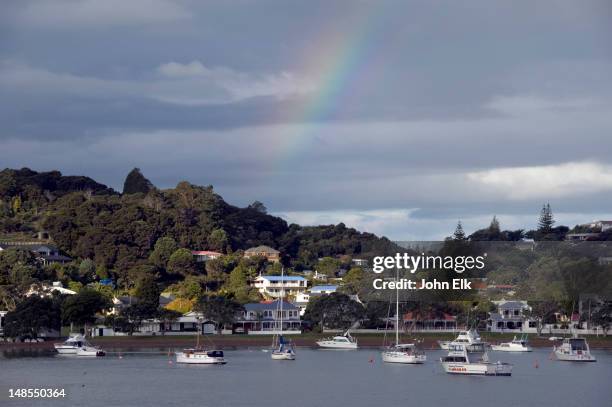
left=440, top=343, right=512, bottom=376
left=176, top=349, right=226, bottom=364
left=271, top=267, right=296, bottom=361
left=176, top=316, right=226, bottom=364
left=554, top=337, right=596, bottom=362
left=491, top=335, right=532, bottom=352
left=382, top=343, right=426, bottom=364
left=54, top=334, right=105, bottom=356
left=438, top=329, right=487, bottom=352
left=270, top=336, right=296, bottom=360
left=381, top=268, right=426, bottom=364
left=54, top=334, right=86, bottom=354
left=316, top=330, right=358, bottom=349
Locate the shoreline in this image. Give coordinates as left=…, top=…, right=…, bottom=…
left=3, top=333, right=612, bottom=351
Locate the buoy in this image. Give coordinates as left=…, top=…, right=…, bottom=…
left=368, top=355, right=374, bottom=363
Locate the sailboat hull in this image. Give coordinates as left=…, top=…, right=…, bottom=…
left=382, top=351, right=426, bottom=364
left=176, top=351, right=226, bottom=364
left=271, top=351, right=296, bottom=360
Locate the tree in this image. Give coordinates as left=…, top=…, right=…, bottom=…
left=343, top=267, right=366, bottom=295
left=149, top=237, right=178, bottom=270
left=248, top=201, right=267, bottom=214
left=3, top=296, right=61, bottom=340
left=157, top=308, right=182, bottom=335
left=61, top=289, right=111, bottom=334
left=317, top=257, right=341, bottom=277
left=122, top=168, right=154, bottom=194
left=538, top=203, right=555, bottom=234
left=453, top=221, right=466, bottom=241
left=489, top=216, right=501, bottom=234
left=591, top=301, right=612, bottom=336
left=207, top=228, right=229, bottom=252
left=78, top=259, right=96, bottom=282
left=195, top=295, right=244, bottom=331
left=225, top=265, right=260, bottom=303
left=167, top=248, right=197, bottom=276
left=120, top=303, right=152, bottom=335
left=134, top=275, right=160, bottom=318
left=525, top=301, right=559, bottom=336
left=304, top=293, right=365, bottom=330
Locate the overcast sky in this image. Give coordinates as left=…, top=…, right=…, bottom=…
left=1, top=0, right=611, bottom=240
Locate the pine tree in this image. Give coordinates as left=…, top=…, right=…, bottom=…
left=489, top=215, right=501, bottom=234
left=538, top=203, right=555, bottom=233
left=453, top=221, right=466, bottom=241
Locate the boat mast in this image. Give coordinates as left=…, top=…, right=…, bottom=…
left=395, top=266, right=399, bottom=345
left=279, top=266, right=284, bottom=337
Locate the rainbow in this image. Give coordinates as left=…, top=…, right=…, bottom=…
left=270, top=4, right=390, bottom=171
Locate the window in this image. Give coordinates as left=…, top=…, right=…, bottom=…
left=514, top=310, right=520, bottom=316
left=529, top=321, right=537, bottom=328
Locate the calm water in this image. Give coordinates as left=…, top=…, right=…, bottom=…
left=1, top=347, right=610, bottom=407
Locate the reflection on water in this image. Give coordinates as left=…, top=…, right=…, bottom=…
left=1, top=348, right=611, bottom=407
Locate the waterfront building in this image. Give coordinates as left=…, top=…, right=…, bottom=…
left=488, top=300, right=533, bottom=332
left=236, top=300, right=302, bottom=334
left=244, top=245, right=280, bottom=262
left=252, top=275, right=307, bottom=299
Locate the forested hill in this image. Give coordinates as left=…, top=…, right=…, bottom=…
left=0, top=167, right=398, bottom=271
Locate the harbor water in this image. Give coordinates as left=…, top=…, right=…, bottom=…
left=1, top=348, right=610, bottom=407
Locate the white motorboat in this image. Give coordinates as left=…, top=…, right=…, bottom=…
left=316, top=330, right=358, bottom=349
left=554, top=337, right=596, bottom=362
left=438, top=329, right=487, bottom=352
left=271, top=267, right=296, bottom=361
left=176, top=349, right=226, bottom=364
left=55, top=334, right=104, bottom=356
left=491, top=335, right=532, bottom=352
left=382, top=343, right=426, bottom=364
left=381, top=268, right=426, bottom=364
left=54, top=333, right=86, bottom=354
left=440, top=343, right=512, bottom=376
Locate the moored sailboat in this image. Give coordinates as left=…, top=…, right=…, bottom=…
left=175, top=317, right=226, bottom=365
left=381, top=268, right=426, bottom=364
left=271, top=267, right=296, bottom=361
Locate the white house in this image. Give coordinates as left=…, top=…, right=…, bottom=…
left=252, top=275, right=308, bottom=298
left=237, top=300, right=302, bottom=334
left=191, top=250, right=223, bottom=262
left=488, top=300, right=533, bottom=332
left=92, top=311, right=217, bottom=337
left=26, top=281, right=77, bottom=297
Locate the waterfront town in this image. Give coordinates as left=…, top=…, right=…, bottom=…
left=1, top=236, right=611, bottom=343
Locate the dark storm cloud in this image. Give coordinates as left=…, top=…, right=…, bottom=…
left=1, top=0, right=612, bottom=239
